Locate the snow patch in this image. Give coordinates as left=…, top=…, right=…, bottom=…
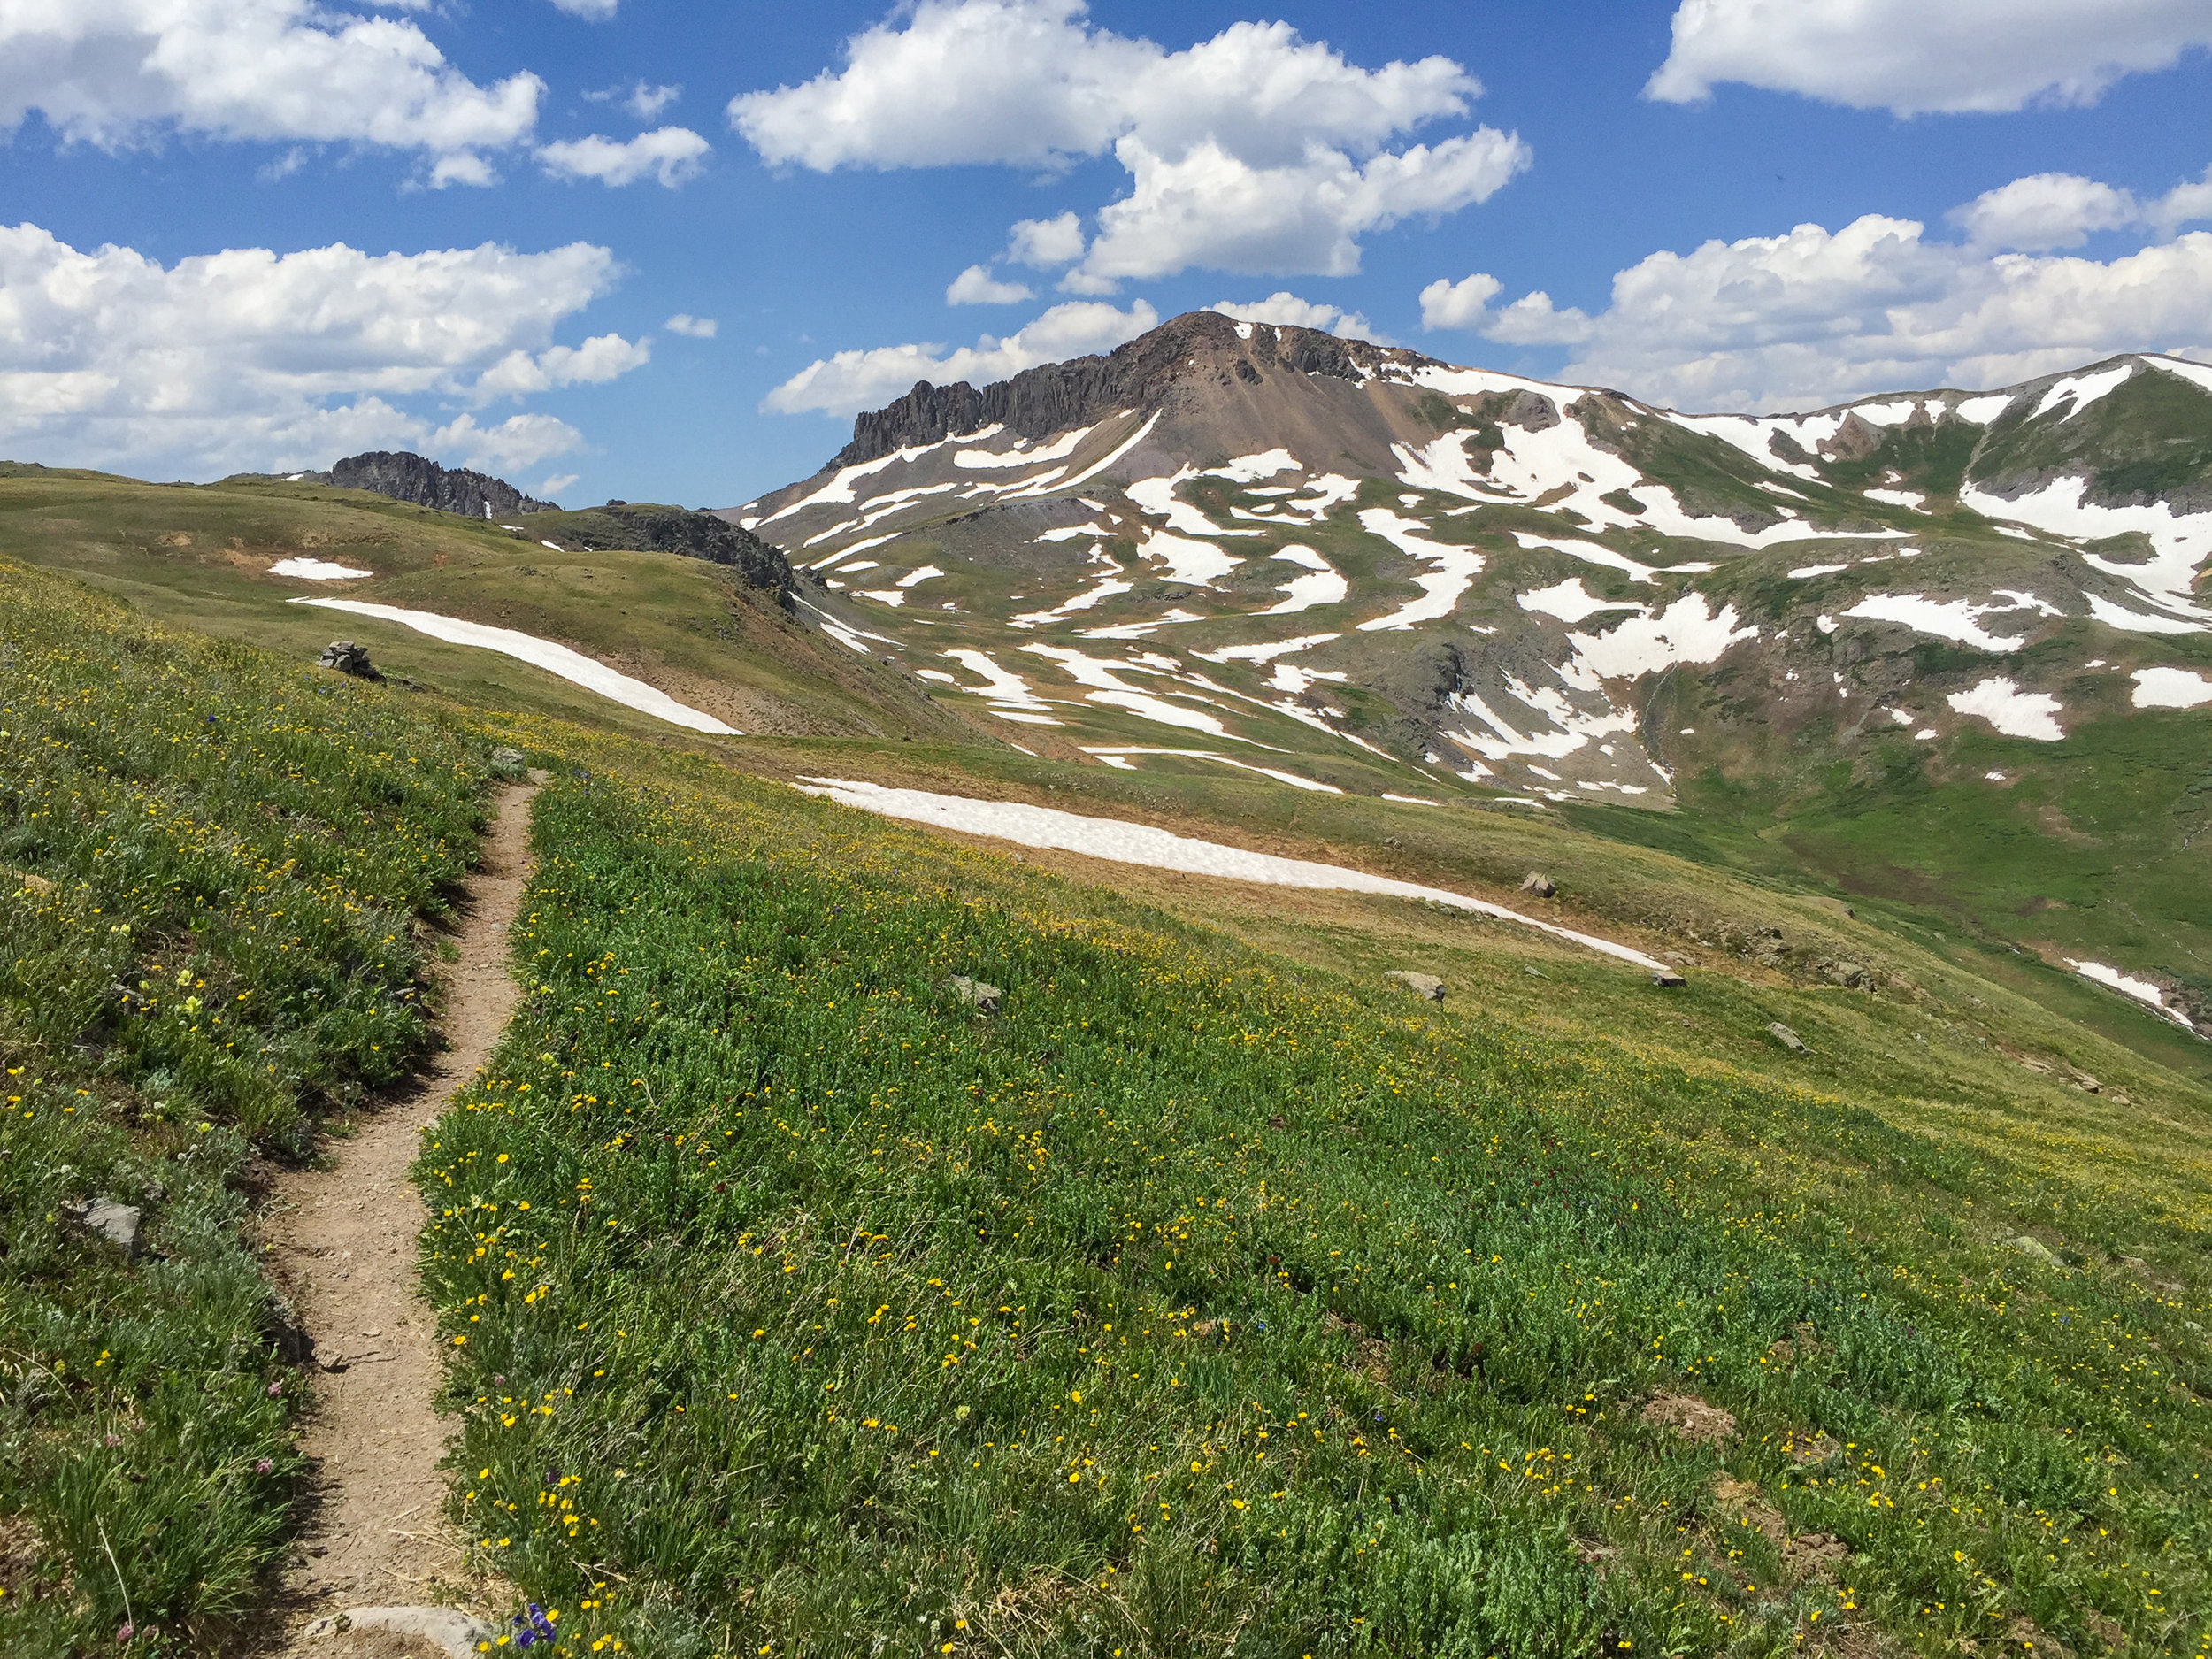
left=1947, top=677, right=2064, bottom=741
left=270, top=557, right=371, bottom=580
left=1206, top=449, right=1302, bottom=484
left=288, top=598, right=738, bottom=734
left=1568, top=594, right=1757, bottom=680
left=954, top=425, right=1093, bottom=468
left=795, top=778, right=1673, bottom=974
left=1517, top=578, right=1640, bottom=624
left=2131, top=666, right=2212, bottom=709
left=2070, top=959, right=2193, bottom=1029
left=2086, top=595, right=2207, bottom=634
left=1356, top=510, right=1486, bottom=632
left=1842, top=593, right=2058, bottom=653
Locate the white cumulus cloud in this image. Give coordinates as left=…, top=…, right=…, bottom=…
left=588, top=81, right=682, bottom=119
left=730, top=0, right=1525, bottom=283
left=1420, top=274, right=1594, bottom=345
left=764, top=299, right=1159, bottom=419
left=0, top=222, right=635, bottom=478
left=1210, top=293, right=1378, bottom=342
left=547, top=0, right=620, bottom=18
left=0, top=0, right=544, bottom=183
left=473, top=334, right=652, bottom=401
left=1439, top=188, right=2212, bottom=411
left=1647, top=0, right=2212, bottom=115
left=664, top=313, right=718, bottom=338
left=947, top=265, right=1038, bottom=305
left=427, top=411, right=586, bottom=473
left=1008, top=212, right=1087, bottom=267
left=538, top=127, right=710, bottom=188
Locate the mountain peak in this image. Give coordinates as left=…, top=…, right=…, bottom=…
left=835, top=310, right=1431, bottom=469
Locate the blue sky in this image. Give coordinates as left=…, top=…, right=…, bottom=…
left=3, top=0, right=2209, bottom=507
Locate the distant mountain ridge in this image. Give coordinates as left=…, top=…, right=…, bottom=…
left=323, top=450, right=560, bottom=517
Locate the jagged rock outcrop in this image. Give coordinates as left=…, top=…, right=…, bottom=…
left=326, top=452, right=557, bottom=518
left=837, top=311, right=1413, bottom=467
left=549, top=504, right=790, bottom=593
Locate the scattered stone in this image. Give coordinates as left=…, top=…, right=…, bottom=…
left=12, top=870, right=52, bottom=895
left=487, top=747, right=527, bottom=780
left=317, top=641, right=382, bottom=680
left=63, top=1198, right=142, bottom=1260
left=2009, top=1235, right=2063, bottom=1269
left=1386, top=971, right=1446, bottom=1002
left=1767, top=1022, right=1807, bottom=1053
left=944, top=975, right=1002, bottom=1014
left=1783, top=1431, right=1841, bottom=1464
left=1784, top=1532, right=1850, bottom=1578
left=265, top=1299, right=314, bottom=1364
left=1519, top=872, right=1556, bottom=898
left=1642, top=1391, right=1735, bottom=1444
left=1650, top=970, right=1686, bottom=988
left=313, top=1342, right=350, bottom=1373
left=1824, top=960, right=1871, bottom=989
left=303, top=1606, right=496, bottom=1658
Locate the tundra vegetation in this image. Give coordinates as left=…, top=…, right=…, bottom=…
left=0, top=554, right=2206, bottom=1657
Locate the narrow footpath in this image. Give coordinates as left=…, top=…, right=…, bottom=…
left=260, top=780, right=538, bottom=1655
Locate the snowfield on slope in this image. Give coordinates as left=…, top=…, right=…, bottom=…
left=2070, top=959, right=2193, bottom=1029
left=795, top=777, right=1674, bottom=975
left=270, top=557, right=372, bottom=580
left=288, top=597, right=739, bottom=734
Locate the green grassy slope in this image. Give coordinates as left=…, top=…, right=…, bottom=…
left=4, top=551, right=2208, bottom=1655
left=0, top=560, right=502, bottom=1654
left=419, top=728, right=2210, bottom=1658
left=0, top=471, right=956, bottom=744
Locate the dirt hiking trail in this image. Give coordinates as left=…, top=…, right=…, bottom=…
left=260, top=780, right=538, bottom=1655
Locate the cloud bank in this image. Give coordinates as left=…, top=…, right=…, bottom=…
left=0, top=223, right=647, bottom=477
left=732, top=0, right=1525, bottom=285
left=1648, top=0, right=2212, bottom=115
left=1425, top=173, right=2212, bottom=411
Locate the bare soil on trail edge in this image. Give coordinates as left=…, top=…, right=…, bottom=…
left=256, top=782, right=538, bottom=1655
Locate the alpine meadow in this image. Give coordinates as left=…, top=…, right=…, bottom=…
left=4, top=3, right=2212, bottom=1657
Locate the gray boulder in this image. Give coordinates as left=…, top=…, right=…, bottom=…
left=2009, top=1235, right=2063, bottom=1269
left=1650, top=970, right=1687, bottom=988
left=1519, top=872, right=1556, bottom=898
left=1767, top=1022, right=1808, bottom=1053
left=64, top=1198, right=142, bottom=1259
left=1386, top=971, right=1446, bottom=1002
left=317, top=641, right=381, bottom=680
left=945, top=975, right=1003, bottom=1014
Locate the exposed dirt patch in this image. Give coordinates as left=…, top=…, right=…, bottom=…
left=1642, top=1391, right=1736, bottom=1445
left=257, top=783, right=537, bottom=1650
left=1711, top=1475, right=1785, bottom=1544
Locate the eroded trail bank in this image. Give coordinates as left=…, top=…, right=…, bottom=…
left=261, top=781, right=537, bottom=1642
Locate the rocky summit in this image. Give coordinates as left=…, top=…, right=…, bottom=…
left=736, top=310, right=2212, bottom=817
left=325, top=450, right=561, bottom=518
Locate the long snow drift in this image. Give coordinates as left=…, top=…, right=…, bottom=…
left=289, top=597, right=740, bottom=734
left=795, top=777, right=1673, bottom=975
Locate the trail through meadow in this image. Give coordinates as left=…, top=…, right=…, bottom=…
left=261, top=781, right=537, bottom=1653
